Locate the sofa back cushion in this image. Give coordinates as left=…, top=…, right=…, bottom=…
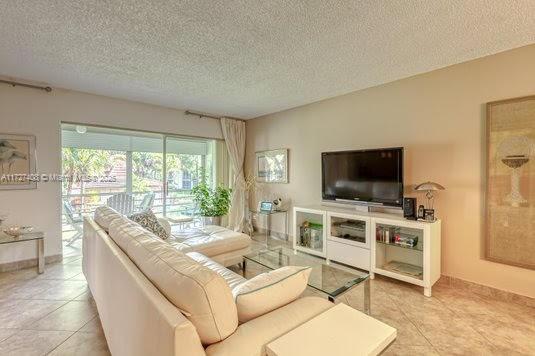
left=108, top=217, right=238, bottom=345
left=232, top=266, right=311, bottom=323
left=94, top=206, right=122, bottom=231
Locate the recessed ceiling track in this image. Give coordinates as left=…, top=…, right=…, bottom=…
left=0, top=79, right=52, bottom=92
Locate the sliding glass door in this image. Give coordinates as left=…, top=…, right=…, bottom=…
left=163, top=136, right=215, bottom=220
left=61, top=124, right=219, bottom=242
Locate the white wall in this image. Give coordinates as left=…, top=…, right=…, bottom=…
left=245, top=44, right=535, bottom=298
left=0, top=84, right=222, bottom=264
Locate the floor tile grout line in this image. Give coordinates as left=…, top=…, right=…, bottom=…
left=19, top=300, right=70, bottom=329
left=393, top=288, right=506, bottom=354
left=0, top=331, right=20, bottom=347
left=397, top=309, right=442, bottom=355
left=429, top=289, right=511, bottom=351
left=0, top=329, right=74, bottom=355
left=383, top=288, right=443, bottom=354
left=43, top=296, right=100, bottom=354
left=474, top=326, right=510, bottom=353
left=44, top=330, right=77, bottom=356
left=18, top=278, right=89, bottom=330
left=74, top=314, right=99, bottom=334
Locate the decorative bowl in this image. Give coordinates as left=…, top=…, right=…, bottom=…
left=3, top=226, right=33, bottom=237
left=4, top=227, right=22, bottom=237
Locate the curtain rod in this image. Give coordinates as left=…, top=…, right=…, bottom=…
left=185, top=110, right=245, bottom=122
left=0, top=79, right=52, bottom=92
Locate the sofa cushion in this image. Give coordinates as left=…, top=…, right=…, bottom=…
left=172, top=226, right=251, bottom=257
left=205, top=297, right=333, bottom=356
left=232, top=266, right=311, bottom=323
left=128, top=209, right=169, bottom=239
left=108, top=217, right=238, bottom=345
left=94, top=206, right=122, bottom=231
left=187, top=252, right=246, bottom=290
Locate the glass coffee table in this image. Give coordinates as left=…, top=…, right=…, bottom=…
left=243, top=245, right=370, bottom=314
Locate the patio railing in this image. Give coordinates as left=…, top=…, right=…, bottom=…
left=62, top=189, right=196, bottom=217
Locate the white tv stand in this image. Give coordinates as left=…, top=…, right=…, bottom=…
left=293, top=204, right=441, bottom=296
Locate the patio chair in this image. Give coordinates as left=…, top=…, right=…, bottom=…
left=138, top=192, right=155, bottom=212
left=63, top=200, right=84, bottom=246
left=106, top=193, right=135, bottom=215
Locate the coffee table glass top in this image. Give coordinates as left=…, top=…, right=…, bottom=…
left=0, top=232, right=44, bottom=245
left=244, top=245, right=369, bottom=299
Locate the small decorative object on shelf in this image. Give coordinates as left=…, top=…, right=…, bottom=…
left=376, top=225, right=419, bottom=249
left=415, top=181, right=445, bottom=222
left=299, top=221, right=323, bottom=249
left=417, top=205, right=425, bottom=219
left=394, top=233, right=418, bottom=248
left=424, top=209, right=435, bottom=222
left=293, top=207, right=327, bottom=257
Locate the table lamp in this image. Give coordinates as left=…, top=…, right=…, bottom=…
left=414, top=181, right=445, bottom=209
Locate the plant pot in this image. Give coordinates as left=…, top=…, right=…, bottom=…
left=202, top=216, right=222, bottom=226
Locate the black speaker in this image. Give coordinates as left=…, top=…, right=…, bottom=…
left=403, top=198, right=417, bottom=220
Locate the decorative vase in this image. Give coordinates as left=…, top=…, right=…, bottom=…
left=501, top=155, right=529, bottom=207
left=202, top=216, right=222, bottom=226
left=498, top=135, right=532, bottom=207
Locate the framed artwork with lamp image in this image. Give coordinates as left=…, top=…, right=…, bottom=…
left=486, top=95, right=535, bottom=270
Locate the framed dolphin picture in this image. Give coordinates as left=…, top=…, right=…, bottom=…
left=0, top=134, right=37, bottom=190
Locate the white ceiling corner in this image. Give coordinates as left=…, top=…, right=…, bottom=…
left=0, top=1, right=534, bottom=119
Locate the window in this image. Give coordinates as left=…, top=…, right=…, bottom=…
left=61, top=123, right=221, bottom=242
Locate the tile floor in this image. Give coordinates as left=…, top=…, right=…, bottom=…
left=0, top=237, right=534, bottom=355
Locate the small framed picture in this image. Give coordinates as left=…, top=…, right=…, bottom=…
left=424, top=209, right=435, bottom=222
left=417, top=205, right=425, bottom=219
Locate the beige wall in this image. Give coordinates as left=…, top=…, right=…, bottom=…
left=0, top=84, right=222, bottom=264
left=245, top=44, right=535, bottom=298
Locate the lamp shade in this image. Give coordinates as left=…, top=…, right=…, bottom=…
left=414, top=181, right=445, bottom=191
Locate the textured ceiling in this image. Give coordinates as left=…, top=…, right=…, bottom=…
left=1, top=1, right=534, bottom=119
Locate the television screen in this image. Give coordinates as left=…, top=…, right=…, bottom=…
left=322, top=148, right=403, bottom=207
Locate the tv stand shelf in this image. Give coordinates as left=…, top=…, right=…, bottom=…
left=293, top=204, right=441, bottom=296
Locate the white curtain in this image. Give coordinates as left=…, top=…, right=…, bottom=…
left=221, top=117, right=246, bottom=231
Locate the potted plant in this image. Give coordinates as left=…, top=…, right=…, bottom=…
left=192, top=181, right=232, bottom=226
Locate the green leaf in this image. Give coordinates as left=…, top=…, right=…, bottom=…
left=192, top=180, right=232, bottom=217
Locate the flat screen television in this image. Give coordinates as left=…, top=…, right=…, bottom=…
left=321, top=147, right=403, bottom=207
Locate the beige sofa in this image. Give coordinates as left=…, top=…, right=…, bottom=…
left=170, top=225, right=252, bottom=267
left=83, top=207, right=333, bottom=356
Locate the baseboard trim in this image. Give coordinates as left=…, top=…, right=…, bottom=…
left=0, top=254, right=63, bottom=273
left=438, top=275, right=535, bottom=309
